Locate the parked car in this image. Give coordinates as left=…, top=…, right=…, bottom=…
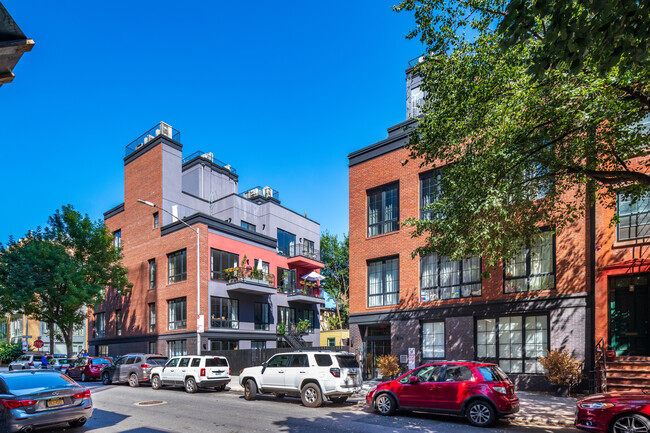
left=100, top=353, right=168, bottom=387
left=239, top=351, right=362, bottom=408
left=366, top=362, right=519, bottom=427
left=0, top=370, right=93, bottom=432
left=45, top=357, right=63, bottom=371
left=576, top=391, right=650, bottom=433
left=58, top=358, right=77, bottom=375
left=150, top=355, right=230, bottom=393
left=67, top=357, right=112, bottom=382
left=8, top=354, right=41, bottom=370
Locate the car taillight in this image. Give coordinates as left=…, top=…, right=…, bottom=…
left=229, top=368, right=231, bottom=375
left=73, top=390, right=91, bottom=400
left=490, top=385, right=507, bottom=394
left=200, top=368, right=206, bottom=377
left=28, top=362, right=34, bottom=367
left=141, top=363, right=151, bottom=369
left=2, top=399, right=37, bottom=409
left=330, top=368, right=341, bottom=378
left=240, top=369, right=244, bottom=374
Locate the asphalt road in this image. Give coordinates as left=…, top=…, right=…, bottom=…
left=38, top=382, right=574, bottom=433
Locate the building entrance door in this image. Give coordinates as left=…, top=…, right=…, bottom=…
left=609, top=274, right=650, bottom=356
left=364, top=326, right=391, bottom=379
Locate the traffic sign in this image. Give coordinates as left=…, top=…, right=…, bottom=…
left=33, top=339, right=44, bottom=349
left=22, top=335, right=32, bottom=339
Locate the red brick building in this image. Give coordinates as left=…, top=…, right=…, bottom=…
left=91, top=123, right=324, bottom=357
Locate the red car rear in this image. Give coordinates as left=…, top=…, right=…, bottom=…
left=366, top=362, right=519, bottom=427
left=576, top=391, right=650, bottom=433
left=67, top=357, right=112, bottom=382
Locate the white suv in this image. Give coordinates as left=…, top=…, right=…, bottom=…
left=239, top=351, right=362, bottom=407
left=150, top=355, right=230, bottom=393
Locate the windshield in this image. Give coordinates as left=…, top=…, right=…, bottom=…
left=336, top=355, right=359, bottom=369
left=4, top=373, right=77, bottom=396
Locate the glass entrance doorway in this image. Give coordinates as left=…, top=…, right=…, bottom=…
left=364, top=326, right=391, bottom=379
left=609, top=274, right=650, bottom=356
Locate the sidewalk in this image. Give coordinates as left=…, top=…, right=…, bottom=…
left=228, top=376, right=576, bottom=425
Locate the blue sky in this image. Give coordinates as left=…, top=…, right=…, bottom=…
left=0, top=1, right=422, bottom=242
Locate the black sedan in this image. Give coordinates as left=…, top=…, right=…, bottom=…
left=0, top=370, right=93, bottom=432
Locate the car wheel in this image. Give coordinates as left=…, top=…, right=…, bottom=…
left=274, top=393, right=285, bottom=399
left=611, top=414, right=650, bottom=433
left=374, top=393, right=396, bottom=416
left=466, top=400, right=496, bottom=427
left=331, top=396, right=348, bottom=404
left=128, top=373, right=140, bottom=388
left=184, top=377, right=198, bottom=394
left=68, top=418, right=87, bottom=428
left=151, top=375, right=162, bottom=390
left=7, top=366, right=11, bottom=371
left=244, top=379, right=257, bottom=401
left=81, top=372, right=87, bottom=382
left=301, top=383, right=323, bottom=408
left=102, top=372, right=112, bottom=385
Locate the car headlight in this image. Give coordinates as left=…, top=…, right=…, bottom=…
left=579, top=402, right=614, bottom=410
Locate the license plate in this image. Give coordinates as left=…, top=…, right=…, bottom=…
left=47, top=398, right=64, bottom=407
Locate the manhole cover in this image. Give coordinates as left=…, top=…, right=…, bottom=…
left=134, top=401, right=167, bottom=407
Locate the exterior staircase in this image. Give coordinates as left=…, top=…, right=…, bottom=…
left=606, top=357, right=650, bottom=392
left=281, top=329, right=306, bottom=348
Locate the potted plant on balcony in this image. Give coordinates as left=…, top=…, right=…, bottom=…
left=538, top=349, right=583, bottom=396
left=276, top=322, right=286, bottom=336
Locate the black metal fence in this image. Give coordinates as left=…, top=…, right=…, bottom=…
left=203, top=346, right=349, bottom=374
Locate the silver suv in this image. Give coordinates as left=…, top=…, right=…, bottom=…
left=100, top=353, right=168, bottom=387
left=150, top=356, right=230, bottom=393
left=9, top=354, right=41, bottom=370
left=239, top=351, right=362, bottom=407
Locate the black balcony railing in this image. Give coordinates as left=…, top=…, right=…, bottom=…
left=182, top=150, right=236, bottom=174
left=224, top=266, right=275, bottom=287
left=125, top=122, right=181, bottom=156
left=278, top=243, right=321, bottom=262
left=282, top=283, right=322, bottom=298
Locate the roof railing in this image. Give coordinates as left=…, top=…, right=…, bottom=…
left=125, top=122, right=180, bottom=156
left=182, top=151, right=237, bottom=174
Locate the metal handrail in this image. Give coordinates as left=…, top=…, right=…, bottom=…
left=595, top=338, right=608, bottom=393
left=408, top=54, right=426, bottom=68
left=182, top=150, right=237, bottom=174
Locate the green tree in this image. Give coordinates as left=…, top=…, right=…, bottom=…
left=394, top=0, right=650, bottom=264
left=0, top=205, right=131, bottom=356
left=320, top=232, right=349, bottom=329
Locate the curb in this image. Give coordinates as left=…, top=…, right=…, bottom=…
left=511, top=415, right=574, bottom=427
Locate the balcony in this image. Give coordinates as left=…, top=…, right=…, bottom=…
left=240, top=186, right=280, bottom=202
left=182, top=150, right=236, bottom=174
left=125, top=122, right=181, bottom=156
left=280, top=284, right=325, bottom=305
left=280, top=243, right=324, bottom=269
left=225, top=267, right=277, bottom=296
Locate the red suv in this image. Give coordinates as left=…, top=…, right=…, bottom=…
left=366, top=362, right=519, bottom=427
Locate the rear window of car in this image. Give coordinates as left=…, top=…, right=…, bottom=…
left=205, top=358, right=228, bottom=367
left=314, top=354, right=332, bottom=366
left=147, top=357, right=168, bottom=365
left=92, top=359, right=110, bottom=365
left=4, top=373, right=76, bottom=394
left=335, top=355, right=359, bottom=369
left=478, top=366, right=509, bottom=382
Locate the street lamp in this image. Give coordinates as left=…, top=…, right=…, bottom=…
left=137, top=199, right=202, bottom=356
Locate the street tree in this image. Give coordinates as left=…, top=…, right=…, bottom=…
left=320, top=232, right=349, bottom=329
left=394, top=0, right=650, bottom=264
left=0, top=205, right=131, bottom=356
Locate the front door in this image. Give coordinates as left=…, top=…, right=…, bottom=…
left=364, top=326, right=391, bottom=379
left=609, top=274, right=650, bottom=356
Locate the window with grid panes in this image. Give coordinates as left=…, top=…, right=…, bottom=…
left=210, top=249, right=239, bottom=280
left=367, top=257, right=399, bottom=307
left=367, top=183, right=399, bottom=237
left=167, top=298, right=187, bottom=330
left=210, top=297, right=239, bottom=329
left=617, top=193, right=650, bottom=241
left=167, top=250, right=187, bottom=284
left=504, top=231, right=554, bottom=293
left=254, top=303, right=270, bottom=330
left=420, top=170, right=441, bottom=220
left=421, top=254, right=481, bottom=301
left=422, top=322, right=445, bottom=358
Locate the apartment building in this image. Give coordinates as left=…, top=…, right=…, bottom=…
left=347, top=59, right=594, bottom=390
left=90, top=123, right=324, bottom=357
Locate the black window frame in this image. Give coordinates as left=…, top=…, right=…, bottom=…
left=617, top=193, right=650, bottom=241
left=209, top=339, right=238, bottom=351
left=167, top=249, right=187, bottom=284
left=367, top=256, right=400, bottom=307
left=167, top=297, right=187, bottom=330
left=301, top=309, right=315, bottom=333
left=210, top=249, right=239, bottom=281
left=148, top=302, right=156, bottom=333
left=278, top=306, right=296, bottom=327
left=254, top=303, right=271, bottom=330
left=148, top=259, right=156, bottom=289
left=115, top=309, right=122, bottom=336
left=95, top=312, right=105, bottom=338
left=420, top=169, right=442, bottom=221
left=367, top=182, right=400, bottom=237
left=153, top=212, right=159, bottom=228
left=277, top=228, right=296, bottom=256
left=210, top=296, right=239, bottom=329
left=113, top=230, right=122, bottom=248
left=277, top=267, right=296, bottom=294
left=503, top=230, right=556, bottom=294
left=420, top=254, right=482, bottom=301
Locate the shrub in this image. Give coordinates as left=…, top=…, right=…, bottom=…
left=296, top=319, right=311, bottom=334
left=377, top=354, right=401, bottom=378
left=0, top=342, right=23, bottom=363
left=538, top=349, right=583, bottom=389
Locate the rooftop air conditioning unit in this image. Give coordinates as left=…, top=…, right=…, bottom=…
left=160, top=122, right=173, bottom=138
left=201, top=152, right=214, bottom=162
left=244, top=188, right=262, bottom=199
left=224, top=164, right=231, bottom=171
left=263, top=186, right=273, bottom=198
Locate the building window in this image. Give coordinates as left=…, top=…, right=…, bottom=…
left=254, top=303, right=270, bottom=330
left=168, top=339, right=187, bottom=357
left=476, top=315, right=548, bottom=374
left=115, top=309, right=122, bottom=336
left=420, top=170, right=441, bottom=221
left=241, top=221, right=256, bottom=232
left=409, top=85, right=425, bottom=118
left=113, top=230, right=121, bottom=248
left=148, top=342, right=156, bottom=354
left=211, top=249, right=239, bottom=280
left=209, top=339, right=238, bottom=351
left=277, top=229, right=296, bottom=256
left=148, top=303, right=156, bottom=333
left=367, top=256, right=399, bottom=307
left=302, top=310, right=315, bottom=333
left=10, top=316, right=22, bottom=343
left=210, top=297, right=239, bottom=329
left=95, top=313, right=105, bottom=338
left=504, top=231, right=555, bottom=293
left=277, top=267, right=296, bottom=294
left=367, top=182, right=399, bottom=237
left=422, top=321, right=444, bottom=359
left=421, top=254, right=481, bottom=301
left=168, top=249, right=187, bottom=284
left=617, top=193, right=650, bottom=241
left=303, top=239, right=315, bottom=255
left=278, top=306, right=296, bottom=328
left=167, top=298, right=187, bottom=330
left=253, top=259, right=270, bottom=276
left=98, top=345, right=109, bottom=356
left=149, top=259, right=156, bottom=289
left=153, top=212, right=159, bottom=228
left=327, top=337, right=336, bottom=347
left=251, top=341, right=266, bottom=349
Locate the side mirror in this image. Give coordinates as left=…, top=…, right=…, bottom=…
left=409, top=376, right=420, bottom=384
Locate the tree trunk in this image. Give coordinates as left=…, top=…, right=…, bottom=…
left=61, top=327, right=74, bottom=358
left=335, top=297, right=342, bottom=330
left=48, top=321, right=55, bottom=355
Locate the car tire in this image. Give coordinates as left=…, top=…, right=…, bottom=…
left=68, top=418, right=87, bottom=428
left=466, top=400, right=496, bottom=427
left=151, top=375, right=162, bottom=390
left=244, top=379, right=257, bottom=401
left=184, top=377, right=198, bottom=394
left=274, top=393, right=286, bottom=399
left=7, top=366, right=11, bottom=371
left=102, top=372, right=112, bottom=385
left=331, top=396, right=348, bottom=404
left=81, top=373, right=87, bottom=382
left=611, top=414, right=650, bottom=433
left=128, top=373, right=140, bottom=388
left=374, top=393, right=396, bottom=416
left=301, top=383, right=323, bottom=408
